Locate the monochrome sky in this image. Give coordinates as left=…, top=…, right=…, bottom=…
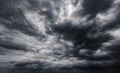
left=0, top=0, right=120, bottom=72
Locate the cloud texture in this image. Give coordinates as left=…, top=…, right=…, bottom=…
left=0, top=0, right=120, bottom=72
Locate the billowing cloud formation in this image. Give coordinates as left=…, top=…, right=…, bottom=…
left=0, top=0, right=120, bottom=72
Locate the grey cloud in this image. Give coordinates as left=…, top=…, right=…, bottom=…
left=0, top=0, right=120, bottom=72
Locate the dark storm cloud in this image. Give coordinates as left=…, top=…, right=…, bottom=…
left=50, top=0, right=120, bottom=67
left=0, top=42, right=26, bottom=51
left=0, top=0, right=39, bottom=36
left=51, top=19, right=113, bottom=60
left=81, top=0, right=114, bottom=19
left=0, top=0, right=120, bottom=72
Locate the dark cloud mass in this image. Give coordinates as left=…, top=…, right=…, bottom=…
left=0, top=0, right=120, bottom=73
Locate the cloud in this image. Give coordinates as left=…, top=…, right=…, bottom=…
left=0, top=0, right=120, bottom=72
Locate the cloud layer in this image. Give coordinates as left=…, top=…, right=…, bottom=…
left=0, top=0, right=120, bottom=71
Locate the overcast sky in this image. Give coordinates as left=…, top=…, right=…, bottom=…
left=0, top=0, right=120, bottom=73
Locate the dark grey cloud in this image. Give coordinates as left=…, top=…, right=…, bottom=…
left=0, top=0, right=120, bottom=73
left=81, top=0, right=114, bottom=19
left=0, top=0, right=39, bottom=36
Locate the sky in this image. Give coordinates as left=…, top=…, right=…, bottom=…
left=0, top=0, right=120, bottom=73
